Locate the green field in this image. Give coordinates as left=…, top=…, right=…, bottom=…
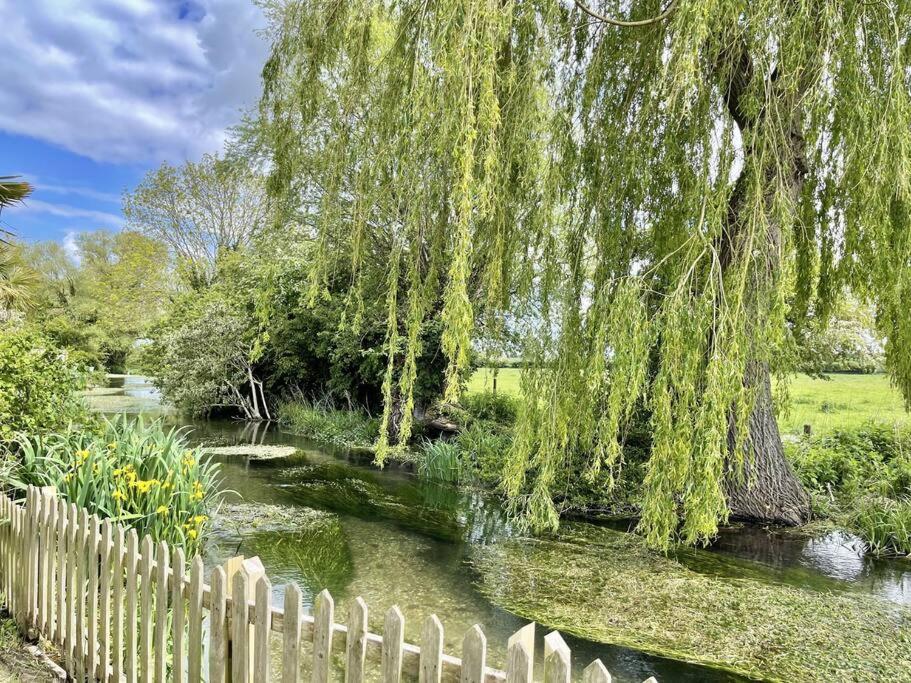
left=468, top=368, right=909, bottom=435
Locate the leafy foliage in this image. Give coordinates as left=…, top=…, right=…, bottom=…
left=259, top=0, right=911, bottom=545
left=417, top=439, right=463, bottom=483
left=123, top=154, right=270, bottom=289
left=23, top=231, right=171, bottom=372
left=13, top=416, right=221, bottom=553
left=787, top=424, right=911, bottom=553
left=0, top=328, right=88, bottom=442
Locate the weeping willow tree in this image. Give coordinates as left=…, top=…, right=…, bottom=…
left=258, top=0, right=911, bottom=547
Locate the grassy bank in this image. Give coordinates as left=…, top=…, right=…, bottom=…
left=276, top=401, right=380, bottom=451
left=469, top=368, right=909, bottom=435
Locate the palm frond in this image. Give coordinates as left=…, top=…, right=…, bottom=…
left=0, top=176, right=33, bottom=209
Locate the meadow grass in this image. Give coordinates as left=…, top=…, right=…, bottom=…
left=468, top=368, right=910, bottom=435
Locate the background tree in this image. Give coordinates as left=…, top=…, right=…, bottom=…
left=23, top=231, right=171, bottom=371
left=123, top=154, right=270, bottom=288
left=259, top=0, right=911, bottom=546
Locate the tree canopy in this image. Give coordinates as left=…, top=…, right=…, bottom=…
left=258, top=0, right=911, bottom=546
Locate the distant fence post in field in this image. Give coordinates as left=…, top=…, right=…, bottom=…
left=0, top=485, right=659, bottom=682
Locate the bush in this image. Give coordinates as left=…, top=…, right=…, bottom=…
left=13, top=416, right=221, bottom=553
left=786, top=424, right=911, bottom=554
left=459, top=391, right=519, bottom=426
left=787, top=424, right=911, bottom=499
left=277, top=400, right=379, bottom=448
left=0, top=328, right=88, bottom=441
left=456, top=423, right=512, bottom=485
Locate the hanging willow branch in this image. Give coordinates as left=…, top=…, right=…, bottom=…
left=258, top=0, right=911, bottom=548
left=573, top=0, right=678, bottom=27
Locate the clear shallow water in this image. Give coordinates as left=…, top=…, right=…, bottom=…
left=94, top=376, right=911, bottom=682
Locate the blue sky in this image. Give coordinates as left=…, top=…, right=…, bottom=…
left=0, top=0, right=269, bottom=247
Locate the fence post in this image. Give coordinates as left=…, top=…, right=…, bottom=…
left=224, top=555, right=264, bottom=683
left=543, top=632, right=571, bottom=683
left=506, top=623, right=535, bottom=683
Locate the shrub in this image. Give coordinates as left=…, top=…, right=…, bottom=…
left=417, top=439, right=462, bottom=482
left=277, top=400, right=379, bottom=448
left=787, top=424, right=911, bottom=499
left=0, top=328, right=88, bottom=441
left=459, top=391, right=519, bottom=426
left=13, top=416, right=221, bottom=553
left=456, top=423, right=512, bottom=485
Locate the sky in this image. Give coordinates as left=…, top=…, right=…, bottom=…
left=0, top=0, right=269, bottom=247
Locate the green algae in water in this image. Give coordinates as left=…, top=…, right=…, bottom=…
left=471, top=523, right=911, bottom=682
left=209, top=503, right=355, bottom=598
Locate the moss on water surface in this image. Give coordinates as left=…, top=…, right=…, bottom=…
left=471, top=523, right=911, bottom=682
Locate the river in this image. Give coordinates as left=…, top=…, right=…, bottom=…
left=94, top=376, right=911, bottom=682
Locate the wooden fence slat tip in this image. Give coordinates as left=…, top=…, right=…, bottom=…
left=582, top=659, right=611, bottom=683
left=461, top=625, right=486, bottom=683
left=382, top=606, right=405, bottom=683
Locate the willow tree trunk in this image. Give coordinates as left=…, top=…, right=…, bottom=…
left=724, top=363, right=810, bottom=525
left=718, top=38, right=811, bottom=526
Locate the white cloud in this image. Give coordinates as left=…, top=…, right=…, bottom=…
left=9, top=199, right=124, bottom=229
left=63, top=231, right=81, bottom=263
left=0, top=0, right=269, bottom=164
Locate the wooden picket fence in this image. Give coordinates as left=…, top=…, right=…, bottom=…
left=0, top=485, right=658, bottom=683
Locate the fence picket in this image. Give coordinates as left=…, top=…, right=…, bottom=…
left=506, top=623, right=534, bottom=683
left=582, top=660, right=611, bottom=683
left=282, top=583, right=302, bottom=683
left=113, top=524, right=126, bottom=683
left=172, top=547, right=187, bottom=683
left=382, top=606, right=404, bottom=683
left=254, top=576, right=272, bottom=683
left=140, top=535, right=154, bottom=683
left=26, top=488, right=37, bottom=629
left=75, top=508, right=90, bottom=681
left=188, top=556, right=204, bottom=683
left=312, top=589, right=334, bottom=683
left=154, top=540, right=169, bottom=683
left=41, top=492, right=56, bottom=636
left=99, top=519, right=113, bottom=680
left=125, top=530, right=139, bottom=683
left=54, top=498, right=66, bottom=645
left=232, top=568, right=251, bottom=683
left=87, top=515, right=101, bottom=679
left=419, top=615, right=444, bottom=683
left=208, top=566, right=227, bottom=683
left=65, top=503, right=78, bottom=676
left=461, top=626, right=486, bottom=683
left=543, top=632, right=570, bottom=683
left=345, top=597, right=368, bottom=683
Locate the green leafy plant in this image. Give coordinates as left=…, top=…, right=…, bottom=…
left=456, top=423, right=512, bottom=485
left=459, top=391, right=519, bottom=426
left=849, top=496, right=911, bottom=556
left=0, top=328, right=88, bottom=441
left=13, top=415, right=221, bottom=553
left=417, top=439, right=462, bottom=483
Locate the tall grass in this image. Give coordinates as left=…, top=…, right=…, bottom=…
left=417, top=439, right=462, bottom=483
left=13, top=415, right=221, bottom=553
left=277, top=400, right=379, bottom=448
left=849, top=496, right=911, bottom=556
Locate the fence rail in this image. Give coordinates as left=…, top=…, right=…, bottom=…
left=0, top=485, right=658, bottom=683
